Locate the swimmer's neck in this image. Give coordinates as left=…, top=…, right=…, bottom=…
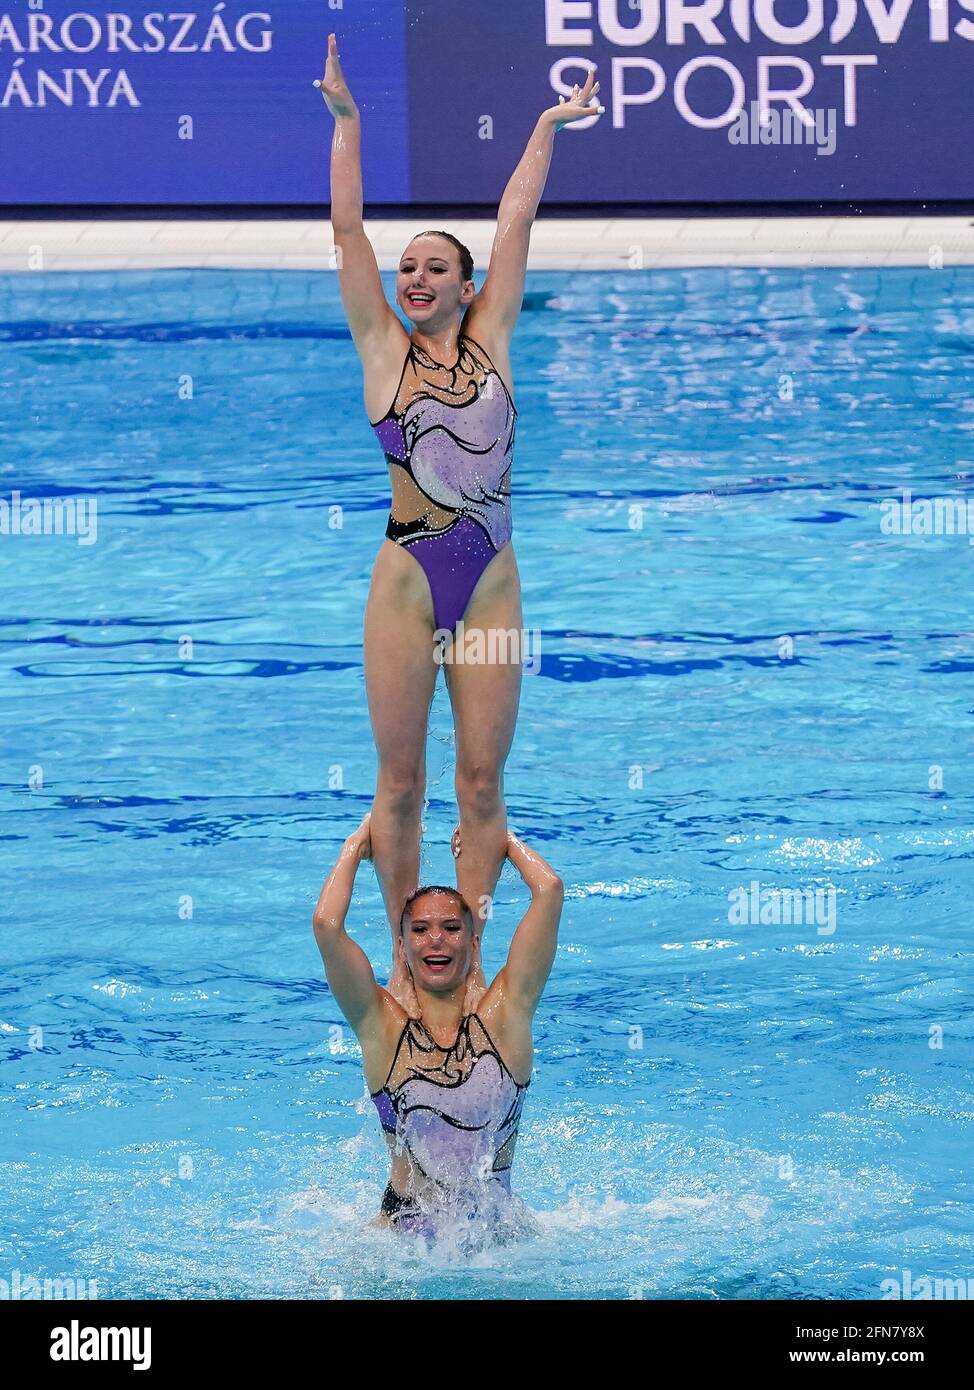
left=410, top=320, right=464, bottom=360
left=411, top=983, right=470, bottom=1035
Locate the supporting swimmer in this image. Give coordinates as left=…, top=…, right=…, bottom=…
left=311, top=814, right=564, bottom=1240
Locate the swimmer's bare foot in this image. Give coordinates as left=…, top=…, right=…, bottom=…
left=350, top=811, right=372, bottom=860
left=386, top=956, right=421, bottom=1017
left=462, top=940, right=488, bottom=1014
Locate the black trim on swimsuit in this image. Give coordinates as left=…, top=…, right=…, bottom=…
left=384, top=513, right=459, bottom=545
left=380, top=1182, right=420, bottom=1220
left=369, top=332, right=518, bottom=430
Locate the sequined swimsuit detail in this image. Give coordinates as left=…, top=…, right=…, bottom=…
left=371, top=333, right=516, bottom=635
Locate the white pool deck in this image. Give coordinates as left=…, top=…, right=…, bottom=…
left=0, top=216, right=971, bottom=272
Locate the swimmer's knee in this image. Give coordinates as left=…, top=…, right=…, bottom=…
left=455, top=764, right=503, bottom=820
left=375, top=766, right=425, bottom=816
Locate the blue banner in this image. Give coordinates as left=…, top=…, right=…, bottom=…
left=0, top=0, right=408, bottom=203
left=0, top=0, right=969, bottom=204
left=405, top=0, right=974, bottom=202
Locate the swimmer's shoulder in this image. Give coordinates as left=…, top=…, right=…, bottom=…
left=473, top=976, right=533, bottom=1087
left=361, top=317, right=413, bottom=426
left=359, top=987, right=411, bottom=1094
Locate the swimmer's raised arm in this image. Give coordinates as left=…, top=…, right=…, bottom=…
left=495, top=832, right=564, bottom=1015
left=468, top=71, right=603, bottom=342
left=318, top=32, right=400, bottom=355
left=312, top=814, right=384, bottom=1032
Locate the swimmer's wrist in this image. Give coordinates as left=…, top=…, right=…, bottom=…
left=319, top=87, right=360, bottom=122
left=328, top=88, right=360, bottom=120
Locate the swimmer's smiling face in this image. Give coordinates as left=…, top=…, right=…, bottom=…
left=397, top=235, right=475, bottom=329
left=399, top=890, right=476, bottom=993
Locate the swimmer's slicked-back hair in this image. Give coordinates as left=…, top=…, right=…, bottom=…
left=399, top=884, right=474, bottom=936
left=415, top=229, right=474, bottom=285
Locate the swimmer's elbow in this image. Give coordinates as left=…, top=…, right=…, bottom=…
left=312, top=909, right=344, bottom=937
left=539, top=874, right=564, bottom=900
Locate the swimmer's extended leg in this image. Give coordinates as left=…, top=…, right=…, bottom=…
left=364, top=566, right=439, bottom=1008
left=444, top=570, right=523, bottom=999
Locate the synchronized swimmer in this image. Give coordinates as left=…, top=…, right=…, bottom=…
left=313, top=817, right=563, bottom=1239
left=314, top=32, right=599, bottom=1235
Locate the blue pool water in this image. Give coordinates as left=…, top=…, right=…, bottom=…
left=2, top=263, right=973, bottom=1300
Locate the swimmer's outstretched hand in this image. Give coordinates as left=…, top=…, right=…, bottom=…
left=542, top=71, right=603, bottom=131
left=316, top=32, right=359, bottom=120
left=451, top=823, right=462, bottom=859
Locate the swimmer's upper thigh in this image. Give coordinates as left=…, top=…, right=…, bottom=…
left=463, top=542, right=522, bottom=630
left=364, top=546, right=439, bottom=755
left=366, top=539, right=435, bottom=629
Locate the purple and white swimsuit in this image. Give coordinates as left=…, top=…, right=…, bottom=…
left=371, top=332, right=516, bottom=636
left=371, top=1012, right=528, bottom=1239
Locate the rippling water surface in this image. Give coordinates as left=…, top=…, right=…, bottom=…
left=1, top=265, right=973, bottom=1299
